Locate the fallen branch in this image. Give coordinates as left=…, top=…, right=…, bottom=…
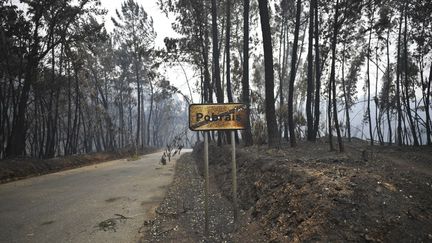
left=155, top=207, right=187, bottom=217
left=155, top=226, right=179, bottom=236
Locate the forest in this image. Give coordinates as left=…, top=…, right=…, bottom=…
left=0, top=0, right=191, bottom=159
left=0, top=0, right=431, bottom=160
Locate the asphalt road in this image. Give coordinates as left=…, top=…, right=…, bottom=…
left=0, top=150, right=188, bottom=243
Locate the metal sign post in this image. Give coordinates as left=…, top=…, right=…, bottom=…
left=231, top=130, right=238, bottom=225
left=189, top=103, right=248, bottom=236
left=204, top=132, right=209, bottom=236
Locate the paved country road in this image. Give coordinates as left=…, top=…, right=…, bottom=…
left=0, top=150, right=189, bottom=243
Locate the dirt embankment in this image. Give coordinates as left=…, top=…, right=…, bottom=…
left=0, top=147, right=157, bottom=184
left=192, top=140, right=432, bottom=242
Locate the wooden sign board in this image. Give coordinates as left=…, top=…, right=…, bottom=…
left=189, top=103, right=248, bottom=131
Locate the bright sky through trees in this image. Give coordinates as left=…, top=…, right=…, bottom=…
left=100, top=0, right=198, bottom=102
left=100, top=0, right=180, bottom=49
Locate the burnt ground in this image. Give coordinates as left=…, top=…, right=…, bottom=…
left=0, top=147, right=157, bottom=184
left=139, top=153, right=243, bottom=242
left=141, top=138, right=432, bottom=242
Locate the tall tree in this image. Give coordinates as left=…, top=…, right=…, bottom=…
left=112, top=0, right=156, bottom=149
left=288, top=0, right=302, bottom=147
left=424, top=65, right=432, bottom=145
left=366, top=1, right=374, bottom=145
left=275, top=0, right=292, bottom=141
left=306, top=0, right=315, bottom=141
left=225, top=0, right=233, bottom=103
left=211, top=0, right=223, bottom=103
left=329, top=0, right=343, bottom=152
left=343, top=48, right=365, bottom=142
left=376, top=3, right=394, bottom=144
left=5, top=0, right=96, bottom=157
left=313, top=0, right=321, bottom=140
left=395, top=5, right=403, bottom=146
left=242, top=0, right=253, bottom=146
left=258, top=0, right=280, bottom=147
left=402, top=4, right=419, bottom=146
left=410, top=0, right=432, bottom=145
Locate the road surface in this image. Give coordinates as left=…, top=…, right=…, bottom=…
left=0, top=150, right=189, bottom=243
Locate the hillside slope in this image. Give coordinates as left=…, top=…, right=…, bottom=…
left=193, top=139, right=432, bottom=242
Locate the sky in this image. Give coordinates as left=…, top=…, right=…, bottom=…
left=8, top=0, right=180, bottom=49
left=100, top=0, right=180, bottom=49
left=100, top=0, right=199, bottom=103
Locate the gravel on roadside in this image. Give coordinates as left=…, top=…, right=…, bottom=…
left=139, top=152, right=243, bottom=242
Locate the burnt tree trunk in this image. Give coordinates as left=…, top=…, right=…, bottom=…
left=288, top=0, right=302, bottom=147
left=396, top=7, right=403, bottom=146
left=331, top=0, right=343, bottom=152
left=425, top=64, right=432, bottom=145
left=242, top=0, right=253, bottom=146
left=306, top=0, right=315, bottom=141
left=211, top=0, right=223, bottom=103
left=258, top=0, right=280, bottom=147
left=147, top=79, right=154, bottom=146
left=366, top=15, right=374, bottom=146
left=341, top=44, right=351, bottom=141
left=328, top=0, right=343, bottom=152
left=313, top=0, right=321, bottom=140
left=225, top=0, right=233, bottom=103
left=386, top=28, right=393, bottom=144
left=403, top=10, right=419, bottom=146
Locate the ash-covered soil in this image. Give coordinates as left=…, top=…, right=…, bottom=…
left=141, top=139, right=432, bottom=242
left=139, top=153, right=246, bottom=242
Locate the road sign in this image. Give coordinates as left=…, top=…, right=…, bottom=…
left=189, top=103, right=247, bottom=236
left=189, top=103, right=248, bottom=131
